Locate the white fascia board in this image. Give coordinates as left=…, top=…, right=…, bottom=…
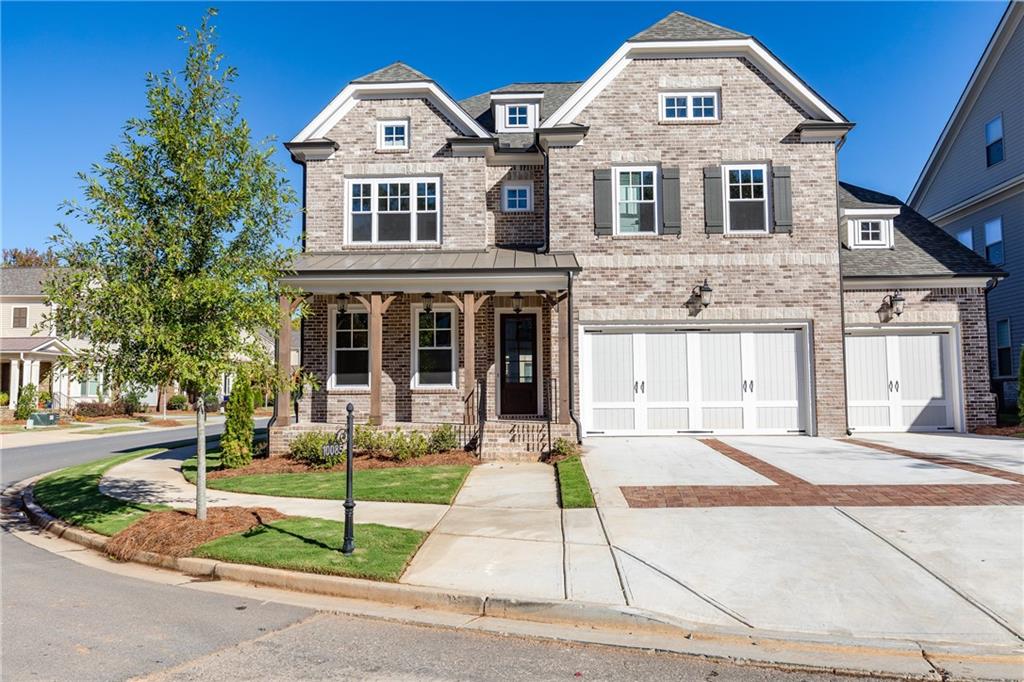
left=842, top=275, right=995, bottom=290
left=490, top=92, right=544, bottom=101
left=292, top=81, right=491, bottom=142
left=542, top=38, right=845, bottom=127
left=841, top=207, right=901, bottom=218
left=282, top=272, right=568, bottom=294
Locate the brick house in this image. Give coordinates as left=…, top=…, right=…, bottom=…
left=270, top=11, right=1004, bottom=458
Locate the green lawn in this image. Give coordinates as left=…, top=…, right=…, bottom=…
left=71, top=425, right=147, bottom=435
left=193, top=517, right=425, bottom=581
left=555, top=456, right=595, bottom=509
left=33, top=449, right=167, bottom=535
left=182, top=453, right=471, bottom=505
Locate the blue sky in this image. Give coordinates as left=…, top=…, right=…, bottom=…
left=1, top=1, right=1007, bottom=250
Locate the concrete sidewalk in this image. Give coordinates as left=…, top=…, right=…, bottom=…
left=1, top=415, right=226, bottom=449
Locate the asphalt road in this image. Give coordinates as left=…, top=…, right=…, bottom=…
left=1, top=425, right=873, bottom=681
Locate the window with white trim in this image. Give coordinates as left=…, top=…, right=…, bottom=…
left=956, top=227, right=973, bottom=249
left=723, top=164, right=769, bottom=232
left=660, top=92, right=719, bottom=121
left=333, top=309, right=370, bottom=387
left=995, top=319, right=1012, bottom=376
left=347, top=178, right=440, bottom=244
left=505, top=105, right=529, bottom=128
left=376, top=120, right=408, bottom=150
left=501, top=182, right=533, bottom=212
left=614, top=167, right=657, bottom=234
left=985, top=115, right=1003, bottom=167
left=79, top=375, right=101, bottom=397
left=414, top=308, right=456, bottom=387
left=984, top=217, right=1004, bottom=264
left=12, top=306, right=27, bottom=328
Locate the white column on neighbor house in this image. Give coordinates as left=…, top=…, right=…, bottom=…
left=9, top=360, right=20, bottom=406
left=27, top=359, right=40, bottom=387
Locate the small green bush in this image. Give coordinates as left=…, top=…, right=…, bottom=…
left=0, top=391, right=9, bottom=407
left=288, top=431, right=343, bottom=468
left=38, top=390, right=52, bottom=408
left=221, top=375, right=255, bottom=469
left=428, top=423, right=460, bottom=453
left=73, top=401, right=117, bottom=418
left=387, top=428, right=429, bottom=462
left=117, top=390, right=145, bottom=416
left=550, top=437, right=581, bottom=459
left=15, top=384, right=38, bottom=420
left=168, top=394, right=189, bottom=410
left=354, top=423, right=383, bottom=452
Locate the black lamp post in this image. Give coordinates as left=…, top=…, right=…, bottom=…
left=342, top=402, right=356, bottom=554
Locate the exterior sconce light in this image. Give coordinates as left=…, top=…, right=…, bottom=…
left=336, top=293, right=349, bottom=314
left=694, top=278, right=713, bottom=308
left=422, top=292, right=434, bottom=314
left=884, top=290, right=905, bottom=317
left=512, top=292, right=524, bottom=314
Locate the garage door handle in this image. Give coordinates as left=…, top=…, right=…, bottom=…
left=634, top=381, right=638, bottom=394
left=749, top=380, right=754, bottom=393
left=640, top=381, right=645, bottom=393
left=742, top=380, right=748, bottom=392
left=895, top=381, right=899, bottom=392
left=888, top=380, right=893, bottom=392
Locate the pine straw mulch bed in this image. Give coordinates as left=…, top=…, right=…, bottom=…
left=105, top=506, right=287, bottom=560
left=207, top=450, right=480, bottom=480
left=974, top=424, right=1024, bottom=437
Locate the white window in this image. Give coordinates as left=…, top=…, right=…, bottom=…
left=347, top=178, right=440, bottom=244
left=332, top=309, right=370, bottom=388
left=505, top=105, right=529, bottom=128
left=659, top=92, right=719, bottom=121
left=985, top=217, right=1004, bottom=264
left=857, top=220, right=883, bottom=244
left=413, top=308, right=457, bottom=387
left=723, top=164, right=769, bottom=233
left=956, top=227, right=973, bottom=249
left=376, top=120, right=409, bottom=150
left=613, top=167, right=658, bottom=234
left=501, top=182, right=533, bottom=212
left=995, top=319, right=1012, bottom=376
left=985, top=115, right=1003, bottom=167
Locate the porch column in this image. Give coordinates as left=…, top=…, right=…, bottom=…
left=9, top=360, right=20, bottom=407
left=26, top=359, right=40, bottom=387
left=361, top=293, right=396, bottom=426
left=463, top=292, right=475, bottom=424
left=275, top=295, right=292, bottom=427
left=557, top=297, right=571, bottom=424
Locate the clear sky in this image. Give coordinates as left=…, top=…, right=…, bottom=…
left=1, top=1, right=1008, bottom=251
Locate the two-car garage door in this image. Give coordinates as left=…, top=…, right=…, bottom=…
left=582, top=327, right=810, bottom=435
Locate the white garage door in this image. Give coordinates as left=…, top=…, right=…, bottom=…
left=583, top=327, right=809, bottom=435
left=845, top=330, right=957, bottom=432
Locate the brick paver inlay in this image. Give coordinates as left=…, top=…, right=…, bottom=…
left=619, top=439, right=1024, bottom=508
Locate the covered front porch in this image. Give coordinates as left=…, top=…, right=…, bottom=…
left=271, top=249, right=581, bottom=458
left=1, top=337, right=75, bottom=410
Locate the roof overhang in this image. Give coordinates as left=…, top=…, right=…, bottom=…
left=543, top=38, right=848, bottom=127
left=284, top=139, right=340, bottom=163
left=536, top=125, right=590, bottom=150
left=292, top=80, right=491, bottom=143
left=797, top=120, right=856, bottom=143
left=449, top=137, right=544, bottom=166
left=840, top=207, right=901, bottom=219
left=924, top=172, right=1024, bottom=226
left=842, top=274, right=1004, bottom=290
left=283, top=271, right=573, bottom=295
left=490, top=92, right=544, bottom=101
left=0, top=337, right=75, bottom=355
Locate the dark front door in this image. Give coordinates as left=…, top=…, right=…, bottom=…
left=500, top=314, right=538, bottom=415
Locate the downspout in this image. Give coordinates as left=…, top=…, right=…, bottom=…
left=835, top=137, right=852, bottom=436
left=538, top=139, right=551, bottom=254
left=566, top=271, right=582, bottom=443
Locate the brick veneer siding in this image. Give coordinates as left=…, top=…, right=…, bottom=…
left=843, top=286, right=997, bottom=430
left=487, top=165, right=546, bottom=248
left=548, top=57, right=847, bottom=436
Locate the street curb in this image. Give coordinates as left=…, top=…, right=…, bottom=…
left=11, top=479, right=1024, bottom=681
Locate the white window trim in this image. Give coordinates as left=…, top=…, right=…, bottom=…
left=12, top=306, right=28, bottom=328
left=851, top=218, right=894, bottom=249
left=501, top=181, right=533, bottom=212
left=612, top=165, right=660, bottom=235
left=505, top=104, right=529, bottom=129
left=722, top=163, right=770, bottom=234
left=376, top=119, right=409, bottom=151
left=494, top=102, right=539, bottom=133
left=659, top=91, right=720, bottom=122
left=410, top=303, right=459, bottom=389
left=328, top=303, right=371, bottom=390
left=995, top=318, right=1012, bottom=377
left=346, top=177, right=442, bottom=245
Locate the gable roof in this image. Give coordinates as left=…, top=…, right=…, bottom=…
left=630, top=10, right=748, bottom=42
left=0, top=267, right=49, bottom=296
left=352, top=61, right=431, bottom=84
left=839, top=182, right=1005, bottom=280
left=459, top=81, right=583, bottom=148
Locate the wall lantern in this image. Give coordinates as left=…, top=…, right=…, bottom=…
left=336, top=293, right=349, bottom=314
left=883, top=290, right=906, bottom=317
left=693, top=278, right=713, bottom=308
left=512, top=292, right=524, bottom=314
left=422, top=292, right=434, bottom=314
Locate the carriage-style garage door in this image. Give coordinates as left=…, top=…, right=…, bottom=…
left=845, top=330, right=958, bottom=432
left=582, top=327, right=810, bottom=435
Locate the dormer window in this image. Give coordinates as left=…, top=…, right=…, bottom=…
left=492, top=94, right=542, bottom=133
left=377, top=120, right=409, bottom=151
left=843, top=208, right=899, bottom=249
left=858, top=220, right=883, bottom=244
left=506, top=105, right=529, bottom=128
left=660, top=92, right=719, bottom=122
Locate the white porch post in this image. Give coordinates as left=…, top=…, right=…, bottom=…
left=27, top=359, right=40, bottom=386
left=9, top=360, right=20, bottom=406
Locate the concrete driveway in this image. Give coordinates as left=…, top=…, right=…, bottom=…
left=582, top=433, right=1024, bottom=645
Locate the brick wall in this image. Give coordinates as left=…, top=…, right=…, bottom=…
left=486, top=165, right=545, bottom=248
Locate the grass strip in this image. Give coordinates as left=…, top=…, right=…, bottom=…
left=183, top=453, right=470, bottom=505
left=70, top=425, right=147, bottom=435
left=193, top=517, right=425, bottom=582
left=555, top=455, right=595, bottom=509
left=33, top=449, right=168, bottom=536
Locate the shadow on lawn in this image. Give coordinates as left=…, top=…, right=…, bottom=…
left=240, top=520, right=336, bottom=553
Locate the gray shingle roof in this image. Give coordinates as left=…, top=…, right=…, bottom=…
left=353, top=62, right=431, bottom=84
left=459, top=82, right=583, bottom=148
left=0, top=337, right=59, bottom=352
left=0, top=267, right=49, bottom=296
left=289, top=248, right=580, bottom=274
left=630, top=11, right=748, bottom=42
left=839, top=183, right=1005, bottom=279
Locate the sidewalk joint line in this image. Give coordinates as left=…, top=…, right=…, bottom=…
left=594, top=506, right=631, bottom=606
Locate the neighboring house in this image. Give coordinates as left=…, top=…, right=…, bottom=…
left=909, top=1, right=1023, bottom=410
left=272, top=11, right=1003, bottom=458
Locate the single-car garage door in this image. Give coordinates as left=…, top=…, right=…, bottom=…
left=845, top=330, right=958, bottom=432
left=582, top=326, right=810, bottom=435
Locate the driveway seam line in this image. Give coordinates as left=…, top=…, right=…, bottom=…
left=594, top=506, right=631, bottom=606
left=560, top=509, right=569, bottom=600
left=833, top=506, right=1024, bottom=643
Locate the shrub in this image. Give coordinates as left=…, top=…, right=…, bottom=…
left=0, top=392, right=9, bottom=407
left=14, top=384, right=37, bottom=420
left=74, top=401, right=117, bottom=419
left=354, top=424, right=383, bottom=452
left=221, top=375, right=255, bottom=469
left=38, top=390, right=52, bottom=408
left=428, top=423, right=460, bottom=453
left=117, top=390, right=145, bottom=416
left=550, top=437, right=581, bottom=459
left=387, top=428, right=429, bottom=462
left=202, top=392, right=221, bottom=412
left=288, top=431, right=342, bottom=468
left=168, top=394, right=189, bottom=410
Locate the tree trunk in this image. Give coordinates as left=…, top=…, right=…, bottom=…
left=196, top=397, right=207, bottom=521
left=159, top=386, right=168, bottom=418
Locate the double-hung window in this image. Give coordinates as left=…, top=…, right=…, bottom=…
left=414, top=309, right=456, bottom=387
left=334, top=310, right=370, bottom=387
left=995, top=319, right=1012, bottom=377
left=377, top=120, right=408, bottom=150
left=660, top=92, right=719, bottom=121
left=506, top=105, right=529, bottom=128
left=79, top=375, right=100, bottom=397
left=985, top=115, right=1003, bottom=167
left=956, top=227, right=973, bottom=249
left=723, top=164, right=769, bottom=232
left=614, top=167, right=657, bottom=234
left=502, top=182, right=532, bottom=212
left=984, top=217, right=1004, bottom=265
left=348, top=178, right=440, bottom=244
left=12, top=306, right=27, bottom=328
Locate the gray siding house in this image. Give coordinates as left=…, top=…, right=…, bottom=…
left=909, top=1, right=1023, bottom=409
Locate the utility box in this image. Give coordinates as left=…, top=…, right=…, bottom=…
left=29, top=412, right=59, bottom=427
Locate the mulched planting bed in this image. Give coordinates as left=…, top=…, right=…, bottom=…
left=207, top=450, right=479, bottom=480
left=974, top=425, right=1024, bottom=437
left=105, top=506, right=287, bottom=560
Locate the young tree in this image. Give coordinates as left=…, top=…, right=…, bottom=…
left=45, top=8, right=296, bottom=520
left=3, top=247, right=59, bottom=267
left=221, top=368, right=255, bottom=469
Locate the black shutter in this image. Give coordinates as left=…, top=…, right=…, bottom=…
left=772, top=165, right=793, bottom=233
left=703, top=166, right=724, bottom=234
left=661, top=167, right=681, bottom=235
left=593, top=169, right=613, bottom=236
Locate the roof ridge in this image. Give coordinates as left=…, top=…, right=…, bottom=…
left=629, top=9, right=748, bottom=42
left=352, top=61, right=432, bottom=84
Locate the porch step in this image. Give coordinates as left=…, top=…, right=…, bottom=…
left=480, top=420, right=576, bottom=462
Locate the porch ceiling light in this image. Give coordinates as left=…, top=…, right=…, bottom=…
left=694, top=278, right=713, bottom=308
left=336, top=293, right=349, bottom=314
left=512, top=291, right=524, bottom=314
left=884, top=290, right=906, bottom=317
left=422, top=292, right=434, bottom=314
